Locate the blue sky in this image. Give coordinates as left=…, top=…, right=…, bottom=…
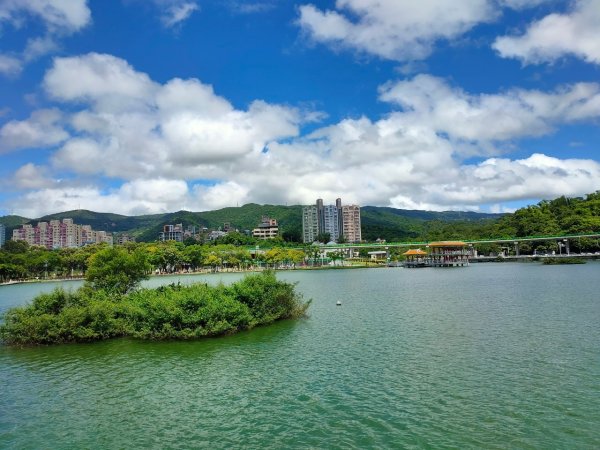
left=1, top=0, right=599, bottom=217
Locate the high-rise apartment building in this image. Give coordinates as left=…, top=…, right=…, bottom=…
left=302, top=198, right=361, bottom=243
left=341, top=205, right=362, bottom=243
left=322, top=204, right=340, bottom=241
left=302, top=205, right=319, bottom=243
left=12, top=219, right=113, bottom=248
left=0, top=223, right=5, bottom=248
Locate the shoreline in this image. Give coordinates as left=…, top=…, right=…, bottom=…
left=0, top=263, right=379, bottom=287
left=2, top=256, right=598, bottom=287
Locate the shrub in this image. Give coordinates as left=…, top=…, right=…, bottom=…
left=0, top=272, right=310, bottom=345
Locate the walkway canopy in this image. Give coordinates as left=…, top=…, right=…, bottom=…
left=428, top=241, right=467, bottom=248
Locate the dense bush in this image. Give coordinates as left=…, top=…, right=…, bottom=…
left=542, top=257, right=586, bottom=265
left=0, top=272, right=310, bottom=346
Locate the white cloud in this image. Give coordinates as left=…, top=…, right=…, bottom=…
left=378, top=74, right=600, bottom=143
left=10, top=179, right=189, bottom=218
left=142, top=0, right=198, bottom=28
left=0, top=109, right=69, bottom=153
left=0, top=0, right=91, bottom=75
left=297, top=0, right=564, bottom=62
left=6, top=53, right=600, bottom=217
left=0, top=0, right=90, bottom=33
left=0, top=53, right=22, bottom=76
left=11, top=163, right=57, bottom=190
left=298, top=0, right=497, bottom=61
left=448, top=154, right=600, bottom=204
left=192, top=181, right=250, bottom=210
left=23, top=36, right=60, bottom=62
left=8, top=178, right=251, bottom=217
left=44, top=53, right=157, bottom=108
left=39, top=53, right=304, bottom=181
left=494, top=0, right=600, bottom=65
left=489, top=204, right=516, bottom=214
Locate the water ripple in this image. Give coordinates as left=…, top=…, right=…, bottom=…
left=1, top=263, right=600, bottom=448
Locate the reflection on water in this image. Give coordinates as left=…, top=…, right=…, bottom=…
left=1, top=263, right=600, bottom=449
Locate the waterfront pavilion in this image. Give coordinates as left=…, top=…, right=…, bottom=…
left=427, top=241, right=470, bottom=267
left=403, top=248, right=428, bottom=268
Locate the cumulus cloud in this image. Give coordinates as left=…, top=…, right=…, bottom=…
left=0, top=0, right=90, bottom=32
left=8, top=178, right=254, bottom=217
left=446, top=154, right=600, bottom=205
left=6, top=53, right=600, bottom=216
left=0, top=109, right=69, bottom=153
left=12, top=145, right=600, bottom=217
left=10, top=179, right=189, bottom=218
left=298, top=0, right=497, bottom=61
left=39, top=53, right=304, bottom=181
left=44, top=53, right=158, bottom=108
left=10, top=163, right=57, bottom=190
left=0, top=0, right=91, bottom=75
left=378, top=74, right=600, bottom=143
left=493, top=0, right=600, bottom=65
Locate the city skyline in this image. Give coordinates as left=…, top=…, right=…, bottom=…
left=1, top=1, right=600, bottom=218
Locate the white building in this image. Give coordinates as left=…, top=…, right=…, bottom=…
left=159, top=224, right=184, bottom=242
left=302, top=198, right=361, bottom=243
left=252, top=216, right=279, bottom=240
left=302, top=205, right=319, bottom=243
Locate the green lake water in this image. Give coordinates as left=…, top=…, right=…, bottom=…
left=1, top=263, right=599, bottom=449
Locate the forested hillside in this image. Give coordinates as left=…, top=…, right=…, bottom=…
left=411, top=192, right=600, bottom=245
left=2, top=192, right=599, bottom=243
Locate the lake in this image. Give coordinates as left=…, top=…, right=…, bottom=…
left=1, top=263, right=599, bottom=449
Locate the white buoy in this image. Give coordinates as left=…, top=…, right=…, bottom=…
left=336, top=301, right=342, bottom=306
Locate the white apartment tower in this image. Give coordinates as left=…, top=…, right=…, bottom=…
left=302, top=198, right=361, bottom=243
left=302, top=205, right=319, bottom=243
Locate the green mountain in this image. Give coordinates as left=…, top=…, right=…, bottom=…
left=0, top=215, right=30, bottom=229
left=0, top=204, right=499, bottom=243
left=2, top=192, right=599, bottom=246
left=0, top=215, right=31, bottom=239
left=360, top=207, right=502, bottom=241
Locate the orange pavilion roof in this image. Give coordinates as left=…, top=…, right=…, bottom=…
left=403, top=249, right=427, bottom=256
left=428, top=241, right=467, bottom=247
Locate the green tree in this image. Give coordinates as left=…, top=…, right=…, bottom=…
left=316, top=233, right=331, bottom=244
left=85, top=247, right=151, bottom=295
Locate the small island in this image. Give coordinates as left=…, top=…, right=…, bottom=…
left=0, top=247, right=310, bottom=346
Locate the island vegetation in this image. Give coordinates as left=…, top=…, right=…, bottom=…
left=0, top=247, right=310, bottom=346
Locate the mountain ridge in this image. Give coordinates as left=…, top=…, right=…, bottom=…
left=0, top=204, right=502, bottom=242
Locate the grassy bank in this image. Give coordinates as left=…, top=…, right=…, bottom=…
left=0, top=271, right=310, bottom=346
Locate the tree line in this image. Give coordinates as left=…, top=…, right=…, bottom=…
left=0, top=240, right=310, bottom=283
